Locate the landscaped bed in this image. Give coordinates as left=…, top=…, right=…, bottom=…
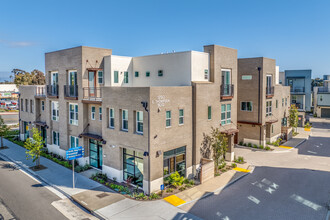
left=90, top=171, right=197, bottom=201
left=238, top=141, right=273, bottom=151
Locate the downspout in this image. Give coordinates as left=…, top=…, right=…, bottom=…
left=141, top=101, right=150, bottom=195
left=18, top=92, right=21, bottom=140
left=258, top=67, right=262, bottom=145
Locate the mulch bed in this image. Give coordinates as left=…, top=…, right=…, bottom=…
left=0, top=146, right=9, bottom=150
left=29, top=165, right=47, bottom=171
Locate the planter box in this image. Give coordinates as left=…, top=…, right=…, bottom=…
left=200, top=158, right=214, bottom=184
left=304, top=128, right=311, bottom=131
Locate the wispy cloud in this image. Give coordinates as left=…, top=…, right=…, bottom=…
left=0, top=39, right=34, bottom=48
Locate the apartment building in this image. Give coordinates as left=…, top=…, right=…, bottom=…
left=237, top=57, right=291, bottom=146
left=313, top=75, right=330, bottom=118
left=19, top=45, right=238, bottom=194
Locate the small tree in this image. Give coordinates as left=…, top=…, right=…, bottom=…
left=288, top=104, right=299, bottom=132
left=25, top=127, right=44, bottom=168
left=0, top=116, right=10, bottom=149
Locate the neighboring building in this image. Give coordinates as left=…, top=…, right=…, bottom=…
left=19, top=45, right=238, bottom=194
left=279, top=71, right=285, bottom=85
left=284, top=70, right=312, bottom=112
left=0, top=84, right=19, bottom=100
left=313, top=75, right=330, bottom=118
left=237, top=58, right=291, bottom=146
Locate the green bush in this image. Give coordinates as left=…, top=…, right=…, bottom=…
left=259, top=145, right=264, bottom=149
left=218, top=162, right=226, bottom=170
left=150, top=193, right=160, bottom=199
left=248, top=143, right=252, bottom=147
left=179, top=186, right=186, bottom=191
left=231, top=163, right=237, bottom=168
left=99, top=179, right=105, bottom=184
left=166, top=188, right=173, bottom=193
left=304, top=122, right=312, bottom=129
left=243, top=143, right=247, bottom=146
left=253, top=144, right=258, bottom=148
left=186, top=183, right=193, bottom=188
left=265, top=146, right=271, bottom=151
left=235, top=156, right=244, bottom=164
left=136, top=193, right=145, bottom=199
left=168, top=171, right=184, bottom=188
left=183, top=178, right=190, bottom=184
left=189, top=180, right=195, bottom=185
left=239, top=141, right=243, bottom=145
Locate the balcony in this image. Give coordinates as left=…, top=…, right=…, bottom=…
left=266, top=86, right=274, bottom=98
left=64, top=85, right=78, bottom=99
left=82, top=87, right=102, bottom=103
left=46, top=85, right=59, bottom=98
left=35, top=86, right=46, bottom=99
left=318, top=87, right=330, bottom=93
left=292, top=102, right=304, bottom=111
left=290, top=87, right=305, bottom=94
left=220, top=84, right=234, bottom=100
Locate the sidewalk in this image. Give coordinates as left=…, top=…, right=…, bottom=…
left=0, top=139, right=200, bottom=220
left=280, top=127, right=310, bottom=149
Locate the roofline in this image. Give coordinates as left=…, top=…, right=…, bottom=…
left=45, top=46, right=112, bottom=54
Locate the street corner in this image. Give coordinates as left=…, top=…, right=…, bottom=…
left=233, top=167, right=251, bottom=173
left=163, top=195, right=186, bottom=207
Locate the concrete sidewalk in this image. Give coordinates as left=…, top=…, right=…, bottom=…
left=280, top=127, right=310, bottom=148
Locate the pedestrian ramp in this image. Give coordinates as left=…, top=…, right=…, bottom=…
left=280, top=138, right=306, bottom=149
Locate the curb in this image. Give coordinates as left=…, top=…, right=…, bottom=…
left=293, top=136, right=309, bottom=148
left=0, top=152, right=105, bottom=220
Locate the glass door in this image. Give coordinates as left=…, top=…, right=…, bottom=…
left=89, top=139, right=102, bottom=169
left=41, top=127, right=47, bottom=146
left=51, top=72, right=58, bottom=94
left=221, top=70, right=231, bottom=95
left=88, top=71, right=95, bottom=97
left=69, top=71, right=77, bottom=96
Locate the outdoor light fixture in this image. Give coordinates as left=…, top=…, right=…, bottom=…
left=78, top=135, right=82, bottom=138
left=102, top=140, right=106, bottom=145
left=156, top=150, right=162, bottom=157
left=143, top=151, right=149, bottom=156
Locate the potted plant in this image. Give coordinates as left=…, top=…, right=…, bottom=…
left=304, top=122, right=312, bottom=131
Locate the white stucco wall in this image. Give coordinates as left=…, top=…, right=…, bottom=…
left=191, top=51, right=210, bottom=82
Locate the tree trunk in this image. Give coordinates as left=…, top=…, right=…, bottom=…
left=36, top=155, right=40, bottom=168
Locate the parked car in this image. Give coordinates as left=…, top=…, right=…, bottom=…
left=6, top=103, right=17, bottom=110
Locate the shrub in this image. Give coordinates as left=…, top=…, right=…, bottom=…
left=218, top=162, right=226, bottom=170
left=179, top=186, right=186, bottom=191
left=168, top=171, right=184, bottom=188
left=259, top=145, right=264, bottom=149
left=189, top=180, right=195, bottom=185
left=183, top=178, right=190, bottom=184
left=265, top=146, right=271, bottom=151
left=304, top=122, right=312, bottom=129
left=166, top=188, right=174, bottom=193
left=99, top=179, right=105, bottom=184
left=136, top=193, right=145, bottom=199
left=266, top=141, right=271, bottom=145
left=186, top=184, right=193, bottom=188
left=243, top=143, right=247, bottom=146
left=150, top=193, right=160, bottom=199
left=253, top=144, right=258, bottom=148
left=235, top=156, right=244, bottom=164
left=231, top=163, right=237, bottom=168
left=248, top=143, right=252, bottom=148
left=113, top=177, right=117, bottom=182
left=96, top=173, right=108, bottom=181
left=215, top=173, right=220, bottom=176
left=239, top=141, right=243, bottom=145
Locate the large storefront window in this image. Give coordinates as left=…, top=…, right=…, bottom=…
left=163, top=146, right=186, bottom=182
left=90, top=139, right=102, bottom=169
left=123, top=149, right=144, bottom=187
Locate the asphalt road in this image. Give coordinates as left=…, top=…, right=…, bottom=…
left=0, top=112, right=19, bottom=125
left=0, top=158, right=67, bottom=220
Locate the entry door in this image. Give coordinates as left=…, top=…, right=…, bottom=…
left=266, top=75, right=272, bottom=88
left=41, top=127, right=47, bottom=146
left=88, top=71, right=96, bottom=96
left=221, top=70, right=231, bottom=95
left=51, top=72, right=58, bottom=94
left=69, top=71, right=77, bottom=96
left=89, top=139, right=102, bottom=169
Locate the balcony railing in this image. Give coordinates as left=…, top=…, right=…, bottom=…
left=290, top=87, right=305, bottom=93
left=318, top=87, right=330, bottom=93
left=83, top=87, right=102, bottom=102
left=35, top=86, right=46, bottom=98
left=64, top=85, right=78, bottom=98
left=220, top=84, right=234, bottom=100
left=292, top=102, right=304, bottom=110
left=266, top=86, right=274, bottom=97
left=46, top=85, right=59, bottom=97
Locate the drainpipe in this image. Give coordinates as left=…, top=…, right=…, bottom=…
left=257, top=67, right=262, bottom=145
left=141, top=101, right=150, bottom=195
left=18, top=93, right=21, bottom=140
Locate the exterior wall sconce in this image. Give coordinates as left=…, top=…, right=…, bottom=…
left=156, top=150, right=162, bottom=157
left=143, top=151, right=149, bottom=156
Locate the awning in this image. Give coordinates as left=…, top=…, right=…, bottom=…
left=34, top=121, right=47, bottom=127
left=87, top=68, right=102, bottom=71
left=221, top=128, right=239, bottom=135
left=265, top=116, right=278, bottom=124
left=79, top=133, right=104, bottom=141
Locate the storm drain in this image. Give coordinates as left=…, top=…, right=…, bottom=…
left=96, top=193, right=109, bottom=198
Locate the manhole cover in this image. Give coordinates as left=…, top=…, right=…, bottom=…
left=96, top=193, right=109, bottom=198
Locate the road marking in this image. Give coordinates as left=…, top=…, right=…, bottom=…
left=279, top=145, right=293, bottom=149
left=233, top=167, right=251, bottom=173
left=247, top=195, right=260, bottom=204
left=164, top=195, right=186, bottom=207
left=290, top=194, right=322, bottom=211
left=307, top=151, right=317, bottom=154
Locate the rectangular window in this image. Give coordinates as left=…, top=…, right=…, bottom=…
left=41, top=101, right=44, bottom=111
left=272, top=125, right=274, bottom=133
left=204, top=69, right=209, bottom=80
left=109, top=108, right=114, bottom=128
left=163, top=146, right=186, bottom=179
left=136, top=111, right=143, bottom=134
left=221, top=104, right=231, bottom=125
left=70, top=136, right=79, bottom=148
left=52, top=101, right=59, bottom=121
left=135, top=71, right=139, bottom=77
left=124, top=71, right=129, bottom=83
left=25, top=99, right=28, bottom=112
left=282, top=98, right=284, bottom=107
left=98, top=71, right=103, bottom=84
left=122, top=109, right=128, bottom=131
left=30, top=100, right=34, bottom=113
left=266, top=101, right=272, bottom=116
left=146, top=71, right=150, bottom=77
left=179, top=109, right=184, bottom=125
left=276, top=100, right=278, bottom=108
left=91, top=106, right=95, bottom=120
left=69, top=103, right=78, bottom=125
left=208, top=106, right=212, bottom=120
left=285, top=98, right=287, bottom=106
left=114, top=71, right=119, bottom=83
left=21, top=99, right=24, bottom=111
left=158, top=70, right=163, bottom=77
left=242, top=75, right=252, bottom=80
left=123, top=148, right=144, bottom=187
left=52, top=131, right=59, bottom=146
left=241, top=102, right=253, bottom=111
left=166, top=110, right=171, bottom=127
left=99, top=107, right=102, bottom=121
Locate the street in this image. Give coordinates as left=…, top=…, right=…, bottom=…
left=0, top=112, right=18, bottom=125
left=181, top=117, right=330, bottom=220
left=0, top=158, right=67, bottom=220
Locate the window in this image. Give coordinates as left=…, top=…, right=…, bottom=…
left=292, top=95, right=297, bottom=103
left=221, top=69, right=231, bottom=85
left=53, top=131, right=59, bottom=146
left=208, top=106, right=212, bottom=120
left=285, top=98, right=287, bottom=106
left=135, top=71, right=139, bottom=77
left=163, top=146, right=186, bottom=180
left=146, top=71, right=150, bottom=77
left=98, top=71, right=103, bottom=84
left=91, top=106, right=96, bottom=120
left=282, top=98, right=284, bottom=107
left=99, top=107, right=102, bottom=121
left=51, top=101, right=59, bottom=121
left=109, top=108, right=114, bottom=128
left=204, top=69, right=209, bottom=80
left=272, top=125, right=274, bottom=133
left=25, top=99, right=28, bottom=112
left=242, top=75, right=252, bottom=80
left=241, top=102, right=253, bottom=112
left=136, top=111, right=143, bottom=134
left=122, top=109, right=128, bottom=131
left=41, top=101, right=44, bottom=111
left=114, top=71, right=119, bottom=83
left=266, top=101, right=272, bottom=116
left=21, top=99, right=24, bottom=111
left=124, top=71, right=129, bottom=83
left=30, top=100, right=34, bottom=113
left=158, top=70, right=163, bottom=77
left=166, top=111, right=171, bottom=127
left=70, top=136, right=79, bottom=148
left=276, top=100, right=278, bottom=108
left=179, top=109, right=184, bottom=125
left=221, top=104, right=231, bottom=125
left=123, top=149, right=143, bottom=187
left=69, top=103, right=78, bottom=125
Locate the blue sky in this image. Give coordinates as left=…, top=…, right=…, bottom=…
left=0, top=0, right=329, bottom=80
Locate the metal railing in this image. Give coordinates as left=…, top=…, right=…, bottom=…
left=64, top=85, right=78, bottom=98
left=35, top=86, right=46, bottom=97
left=83, top=87, right=102, bottom=101
left=46, top=85, right=59, bottom=97
left=293, top=102, right=304, bottom=110
left=220, top=84, right=234, bottom=98
left=266, top=86, right=274, bottom=96
left=318, top=87, right=330, bottom=93
left=290, top=87, right=305, bottom=93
